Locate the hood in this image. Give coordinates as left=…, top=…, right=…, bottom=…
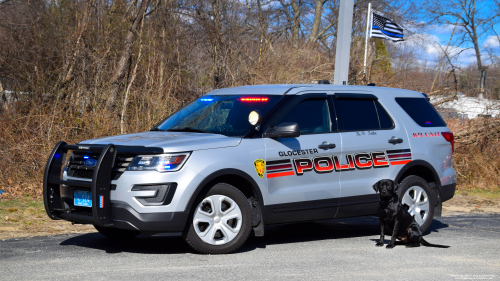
left=79, top=131, right=241, bottom=152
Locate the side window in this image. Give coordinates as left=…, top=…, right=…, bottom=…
left=278, top=99, right=332, bottom=134
left=375, top=101, right=394, bottom=129
left=335, top=98, right=394, bottom=131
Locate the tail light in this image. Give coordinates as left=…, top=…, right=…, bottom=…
left=442, top=132, right=454, bottom=153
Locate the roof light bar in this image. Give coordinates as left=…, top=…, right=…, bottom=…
left=240, top=97, right=269, bottom=102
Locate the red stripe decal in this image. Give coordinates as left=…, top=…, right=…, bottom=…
left=388, top=153, right=412, bottom=159
left=267, top=164, right=293, bottom=171
left=267, top=171, right=295, bottom=178
left=390, top=160, right=411, bottom=165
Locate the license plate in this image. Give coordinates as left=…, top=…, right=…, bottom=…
left=74, top=190, right=92, bottom=207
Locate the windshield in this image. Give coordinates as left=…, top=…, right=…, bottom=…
left=156, top=95, right=282, bottom=136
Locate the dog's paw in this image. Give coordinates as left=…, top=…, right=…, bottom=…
left=386, top=244, right=395, bottom=249
left=376, top=242, right=384, bottom=247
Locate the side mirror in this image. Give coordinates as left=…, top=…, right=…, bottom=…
left=264, top=122, right=300, bottom=138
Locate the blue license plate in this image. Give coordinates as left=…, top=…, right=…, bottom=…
left=74, top=190, right=92, bottom=207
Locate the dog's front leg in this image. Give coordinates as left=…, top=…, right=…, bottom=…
left=386, top=218, right=399, bottom=249
left=376, top=220, right=384, bottom=247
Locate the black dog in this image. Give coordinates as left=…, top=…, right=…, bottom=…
left=373, top=179, right=449, bottom=249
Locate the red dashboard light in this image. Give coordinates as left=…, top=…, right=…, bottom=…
left=240, top=97, right=269, bottom=102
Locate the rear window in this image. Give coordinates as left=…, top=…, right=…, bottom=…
left=395, top=98, right=446, bottom=127
left=335, top=99, right=394, bottom=131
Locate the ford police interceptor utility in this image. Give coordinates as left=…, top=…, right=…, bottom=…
left=43, top=84, right=456, bottom=254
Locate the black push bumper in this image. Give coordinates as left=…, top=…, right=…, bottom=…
left=43, top=141, right=186, bottom=234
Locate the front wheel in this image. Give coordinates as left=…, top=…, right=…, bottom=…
left=398, top=175, right=435, bottom=233
left=184, top=183, right=252, bottom=254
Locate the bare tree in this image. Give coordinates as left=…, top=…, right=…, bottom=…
left=108, top=0, right=152, bottom=108
left=424, top=0, right=499, bottom=91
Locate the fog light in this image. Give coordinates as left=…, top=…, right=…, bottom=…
left=131, top=184, right=176, bottom=206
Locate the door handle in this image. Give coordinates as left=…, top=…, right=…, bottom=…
left=388, top=137, right=404, bottom=144
left=318, top=141, right=336, bottom=149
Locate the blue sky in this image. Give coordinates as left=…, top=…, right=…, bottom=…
left=401, top=1, right=500, bottom=68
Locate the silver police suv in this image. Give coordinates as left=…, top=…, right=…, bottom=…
left=43, top=84, right=456, bottom=254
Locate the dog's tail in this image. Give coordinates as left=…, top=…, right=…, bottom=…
left=420, top=238, right=450, bottom=248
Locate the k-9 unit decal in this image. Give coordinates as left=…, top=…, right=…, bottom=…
left=267, top=149, right=411, bottom=178
left=413, top=132, right=441, bottom=138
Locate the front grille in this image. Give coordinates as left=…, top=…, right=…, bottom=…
left=67, top=152, right=134, bottom=180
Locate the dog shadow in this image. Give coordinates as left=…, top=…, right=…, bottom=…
left=367, top=217, right=450, bottom=246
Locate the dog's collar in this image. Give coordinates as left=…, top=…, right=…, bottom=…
left=379, top=197, right=390, bottom=203
left=379, top=195, right=396, bottom=204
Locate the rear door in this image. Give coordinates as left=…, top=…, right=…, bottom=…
left=263, top=93, right=341, bottom=224
left=331, top=93, right=411, bottom=217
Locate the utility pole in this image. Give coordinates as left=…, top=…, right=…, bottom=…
left=333, top=0, right=354, bottom=85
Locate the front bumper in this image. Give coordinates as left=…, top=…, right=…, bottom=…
left=58, top=201, right=189, bottom=234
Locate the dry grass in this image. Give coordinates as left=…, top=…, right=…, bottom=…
left=447, top=118, right=500, bottom=191
left=0, top=199, right=94, bottom=240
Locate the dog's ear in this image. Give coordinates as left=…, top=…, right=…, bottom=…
left=373, top=181, right=381, bottom=193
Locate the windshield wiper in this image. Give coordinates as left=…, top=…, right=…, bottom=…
left=166, top=127, right=210, bottom=133
left=150, top=127, right=164, bottom=131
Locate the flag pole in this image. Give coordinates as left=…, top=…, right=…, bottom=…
left=333, top=0, right=354, bottom=85
left=363, top=3, right=372, bottom=80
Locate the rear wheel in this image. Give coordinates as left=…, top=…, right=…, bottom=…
left=184, top=183, right=252, bottom=254
left=94, top=225, right=140, bottom=239
left=398, top=175, right=435, bottom=233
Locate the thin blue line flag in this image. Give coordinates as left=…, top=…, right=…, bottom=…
left=371, top=12, right=404, bottom=42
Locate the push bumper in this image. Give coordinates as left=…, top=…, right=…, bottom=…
left=43, top=141, right=188, bottom=235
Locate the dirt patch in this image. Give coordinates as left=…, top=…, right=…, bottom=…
left=442, top=192, right=500, bottom=216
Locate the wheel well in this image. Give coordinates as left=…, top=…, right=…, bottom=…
left=204, top=174, right=256, bottom=200
left=397, top=165, right=437, bottom=186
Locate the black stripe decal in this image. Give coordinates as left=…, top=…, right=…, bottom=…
left=389, top=157, right=412, bottom=161
left=386, top=149, right=411, bottom=154
left=267, top=168, right=294, bottom=174
left=267, top=159, right=291, bottom=165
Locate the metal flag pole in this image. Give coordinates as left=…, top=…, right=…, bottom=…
left=363, top=3, right=372, bottom=80
left=333, top=0, right=355, bottom=85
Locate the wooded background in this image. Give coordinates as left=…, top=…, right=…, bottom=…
left=0, top=0, right=499, bottom=199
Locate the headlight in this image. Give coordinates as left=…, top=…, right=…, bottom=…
left=127, top=153, right=191, bottom=172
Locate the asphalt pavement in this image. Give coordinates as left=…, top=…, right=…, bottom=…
left=1, top=213, right=499, bottom=280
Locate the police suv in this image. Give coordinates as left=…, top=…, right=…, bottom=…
left=43, top=84, right=456, bottom=254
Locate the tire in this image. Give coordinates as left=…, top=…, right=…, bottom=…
left=94, top=225, right=140, bottom=239
left=184, top=183, right=252, bottom=254
left=397, top=175, right=435, bottom=234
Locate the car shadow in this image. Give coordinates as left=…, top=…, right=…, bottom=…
left=59, top=216, right=450, bottom=254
